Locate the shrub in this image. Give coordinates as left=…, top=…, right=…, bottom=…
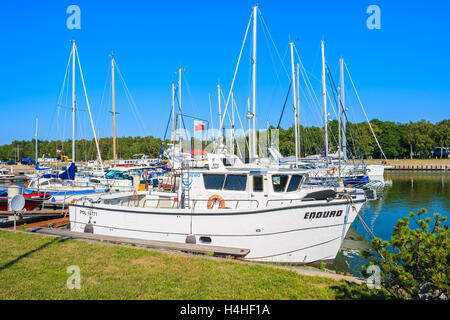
left=361, top=208, right=449, bottom=299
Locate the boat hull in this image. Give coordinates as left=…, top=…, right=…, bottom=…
left=24, top=188, right=108, bottom=203
left=69, top=198, right=365, bottom=263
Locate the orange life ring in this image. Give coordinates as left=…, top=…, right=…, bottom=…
left=24, top=181, right=30, bottom=188
left=327, top=166, right=337, bottom=176
left=207, top=194, right=225, bottom=209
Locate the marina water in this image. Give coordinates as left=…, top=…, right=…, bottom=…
left=339, top=171, right=449, bottom=276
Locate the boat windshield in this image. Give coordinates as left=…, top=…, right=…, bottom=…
left=105, top=170, right=131, bottom=180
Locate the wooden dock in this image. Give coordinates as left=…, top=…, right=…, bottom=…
left=26, top=227, right=250, bottom=258
left=0, top=209, right=67, bottom=229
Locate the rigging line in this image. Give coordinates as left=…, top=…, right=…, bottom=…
left=219, top=89, right=245, bottom=157
left=259, top=20, right=288, bottom=119
left=266, top=46, right=290, bottom=127
left=344, top=62, right=387, bottom=160
left=114, top=60, right=149, bottom=136
left=298, top=86, right=323, bottom=155
left=233, top=96, right=250, bottom=152
left=75, top=47, right=105, bottom=176
left=182, top=71, right=200, bottom=115
left=54, top=47, right=73, bottom=143
left=208, top=93, right=214, bottom=133
left=174, top=88, right=192, bottom=156
left=57, top=47, right=73, bottom=107
left=258, top=8, right=290, bottom=78
left=276, top=81, right=292, bottom=129
left=114, top=65, right=146, bottom=137
left=157, top=107, right=173, bottom=165
left=97, top=61, right=111, bottom=136
left=297, top=59, right=326, bottom=132
left=326, top=66, right=360, bottom=161
left=324, top=73, right=345, bottom=152
left=218, top=11, right=252, bottom=133
left=294, top=46, right=325, bottom=126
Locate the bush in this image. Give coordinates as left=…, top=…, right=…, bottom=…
left=361, top=208, right=449, bottom=300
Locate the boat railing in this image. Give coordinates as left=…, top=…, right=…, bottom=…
left=189, top=199, right=260, bottom=210
left=265, top=198, right=317, bottom=206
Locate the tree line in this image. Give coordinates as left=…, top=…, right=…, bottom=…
left=1, top=119, right=448, bottom=162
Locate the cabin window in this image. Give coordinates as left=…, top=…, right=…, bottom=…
left=287, top=175, right=302, bottom=192
left=272, top=175, right=288, bottom=192
left=222, top=158, right=232, bottom=167
left=253, top=175, right=263, bottom=192
left=224, top=175, right=247, bottom=191
left=203, top=174, right=225, bottom=190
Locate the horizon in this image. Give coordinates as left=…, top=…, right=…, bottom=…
left=1, top=1, right=449, bottom=146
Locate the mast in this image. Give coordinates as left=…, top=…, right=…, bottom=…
left=35, top=116, right=38, bottom=163
left=217, top=83, right=222, bottom=133
left=289, top=42, right=299, bottom=165
left=247, top=97, right=251, bottom=160
left=231, top=91, right=235, bottom=155
left=296, top=62, right=301, bottom=160
left=340, top=58, right=347, bottom=161
left=172, top=82, right=176, bottom=145
left=111, top=56, right=116, bottom=167
left=72, top=40, right=76, bottom=163
left=321, top=40, right=329, bottom=163
left=251, top=5, right=257, bottom=160
left=178, top=67, right=182, bottom=110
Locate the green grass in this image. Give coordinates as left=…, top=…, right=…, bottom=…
left=0, top=230, right=391, bottom=300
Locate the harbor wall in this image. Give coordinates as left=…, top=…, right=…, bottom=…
left=366, top=159, right=449, bottom=171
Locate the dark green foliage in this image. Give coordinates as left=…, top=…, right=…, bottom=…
left=0, top=136, right=167, bottom=162
left=361, top=208, right=449, bottom=300
left=0, top=119, right=448, bottom=161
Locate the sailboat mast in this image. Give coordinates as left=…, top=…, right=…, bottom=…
left=296, top=63, right=301, bottom=159
left=289, top=42, right=299, bottom=165
left=251, top=5, right=257, bottom=160
left=172, top=82, right=176, bottom=145
left=112, top=55, right=116, bottom=167
left=340, top=58, right=347, bottom=161
left=178, top=67, right=182, bottom=110
left=72, top=40, right=76, bottom=163
left=217, top=83, right=222, bottom=131
left=35, top=116, right=38, bottom=163
left=321, top=40, right=329, bottom=162
left=231, top=91, right=235, bottom=155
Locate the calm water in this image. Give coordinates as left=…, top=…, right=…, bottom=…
left=341, top=171, right=449, bottom=276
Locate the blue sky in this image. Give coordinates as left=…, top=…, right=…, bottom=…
left=0, top=0, right=449, bottom=145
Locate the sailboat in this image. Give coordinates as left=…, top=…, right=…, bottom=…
left=25, top=41, right=109, bottom=203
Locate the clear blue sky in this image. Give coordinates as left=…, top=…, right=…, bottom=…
left=0, top=0, right=449, bottom=145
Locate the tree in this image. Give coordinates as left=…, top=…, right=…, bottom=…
left=361, top=208, right=449, bottom=300
left=432, top=120, right=450, bottom=158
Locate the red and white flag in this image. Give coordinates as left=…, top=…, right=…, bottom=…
left=194, top=120, right=205, bottom=131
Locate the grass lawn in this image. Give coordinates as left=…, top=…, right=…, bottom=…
left=0, top=230, right=390, bottom=300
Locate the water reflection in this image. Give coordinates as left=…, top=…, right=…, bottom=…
left=339, top=171, right=449, bottom=276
